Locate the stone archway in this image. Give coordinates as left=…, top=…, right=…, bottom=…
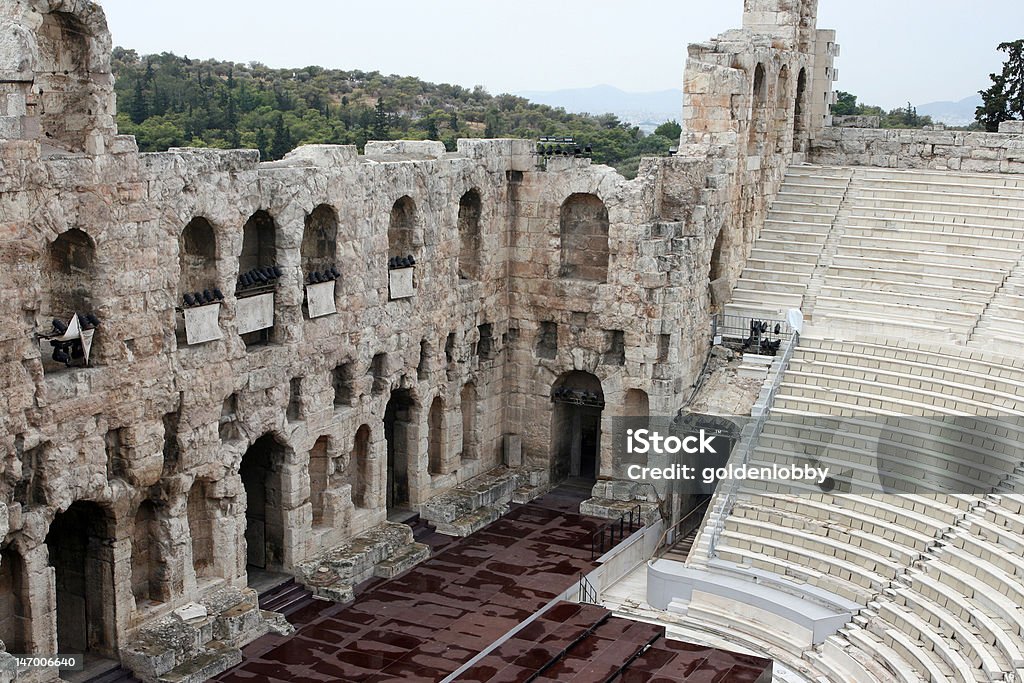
left=45, top=501, right=117, bottom=657
left=240, top=434, right=288, bottom=572
left=384, top=389, right=417, bottom=511
left=551, top=371, right=605, bottom=483
left=0, top=545, right=31, bottom=654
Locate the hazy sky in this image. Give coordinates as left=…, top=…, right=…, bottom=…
left=96, top=1, right=1023, bottom=109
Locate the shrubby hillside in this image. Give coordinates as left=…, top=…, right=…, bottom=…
left=112, top=49, right=681, bottom=177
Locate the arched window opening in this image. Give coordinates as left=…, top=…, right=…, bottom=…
left=302, top=204, right=338, bottom=280
left=559, top=193, right=609, bottom=282
left=131, top=500, right=165, bottom=607
left=179, top=217, right=218, bottom=298
left=35, top=12, right=94, bottom=152
left=748, top=63, right=768, bottom=147
left=350, top=425, right=371, bottom=509
left=793, top=68, right=809, bottom=152
left=457, top=190, right=482, bottom=280
left=388, top=196, right=417, bottom=260
left=42, top=228, right=99, bottom=372
left=309, top=436, right=331, bottom=527
left=460, top=383, right=478, bottom=462
left=428, top=397, right=445, bottom=476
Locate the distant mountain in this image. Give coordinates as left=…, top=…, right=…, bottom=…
left=513, top=84, right=681, bottom=132
left=916, top=95, right=982, bottom=127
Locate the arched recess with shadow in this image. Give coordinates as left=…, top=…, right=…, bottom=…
left=793, top=68, right=809, bottom=151
left=240, top=434, right=289, bottom=572
left=349, top=425, right=372, bottom=509
left=384, top=389, right=418, bottom=511
left=302, top=204, right=338, bottom=279
left=559, top=193, right=609, bottom=282
left=748, top=63, right=768, bottom=148
left=0, top=545, right=31, bottom=654
left=45, top=501, right=118, bottom=656
left=773, top=64, right=791, bottom=152
left=388, top=196, right=417, bottom=259
left=550, top=371, right=605, bottom=484
left=458, top=189, right=482, bottom=280
left=309, top=436, right=331, bottom=527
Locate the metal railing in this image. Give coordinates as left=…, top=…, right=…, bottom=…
left=713, top=313, right=793, bottom=355
left=589, top=504, right=643, bottom=560
left=652, top=498, right=712, bottom=561
left=705, top=330, right=800, bottom=559
left=577, top=573, right=599, bottom=605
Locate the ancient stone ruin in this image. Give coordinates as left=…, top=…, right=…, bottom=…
left=30, top=0, right=1024, bottom=680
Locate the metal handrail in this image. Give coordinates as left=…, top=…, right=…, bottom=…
left=578, top=573, right=599, bottom=605
left=705, top=330, right=800, bottom=558
left=651, top=498, right=712, bottom=561
left=589, top=504, right=643, bottom=560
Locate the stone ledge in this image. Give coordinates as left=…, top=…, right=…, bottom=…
left=296, top=522, right=427, bottom=602
left=419, top=466, right=550, bottom=536
left=119, top=587, right=269, bottom=683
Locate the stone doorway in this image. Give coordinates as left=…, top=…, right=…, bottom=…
left=45, top=501, right=116, bottom=657
left=384, top=389, right=416, bottom=512
left=551, top=371, right=604, bottom=484
left=240, top=434, right=286, bottom=572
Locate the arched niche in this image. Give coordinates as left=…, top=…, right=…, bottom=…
left=301, top=204, right=338, bottom=278
left=457, top=189, right=482, bottom=280
left=559, top=193, right=609, bottom=282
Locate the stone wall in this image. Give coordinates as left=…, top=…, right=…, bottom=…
left=0, top=0, right=835, bottom=673
left=810, top=126, right=1024, bottom=173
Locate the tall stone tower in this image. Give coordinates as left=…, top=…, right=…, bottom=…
left=742, top=0, right=818, bottom=52
left=0, top=0, right=117, bottom=154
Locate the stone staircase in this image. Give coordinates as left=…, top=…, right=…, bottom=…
left=295, top=521, right=429, bottom=602
left=727, top=165, right=1024, bottom=345
left=119, top=587, right=285, bottom=683
left=418, top=465, right=550, bottom=536
left=968, top=251, right=1024, bottom=351
left=725, top=165, right=852, bottom=321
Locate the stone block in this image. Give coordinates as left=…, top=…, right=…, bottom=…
left=998, top=120, right=1024, bottom=134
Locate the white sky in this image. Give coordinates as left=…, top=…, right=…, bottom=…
left=95, top=1, right=1024, bottom=109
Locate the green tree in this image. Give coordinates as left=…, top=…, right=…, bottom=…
left=654, top=120, right=682, bottom=140
left=977, top=39, right=1024, bottom=132
left=269, top=114, right=292, bottom=159
left=831, top=91, right=858, bottom=116
left=372, top=97, right=389, bottom=140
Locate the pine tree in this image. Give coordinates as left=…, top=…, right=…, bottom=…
left=270, top=114, right=292, bottom=160
left=977, top=40, right=1024, bottom=132
left=130, top=78, right=148, bottom=124
left=372, top=97, right=389, bottom=140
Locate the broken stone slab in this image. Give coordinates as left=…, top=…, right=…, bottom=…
left=433, top=503, right=508, bottom=537
left=156, top=642, right=241, bottom=683
left=120, top=587, right=270, bottom=683
left=512, top=480, right=551, bottom=505
left=418, top=466, right=545, bottom=527
left=296, top=521, right=414, bottom=586
left=260, top=611, right=296, bottom=637
left=372, top=541, right=430, bottom=579
left=172, top=603, right=207, bottom=623
left=294, top=521, right=431, bottom=602
left=579, top=497, right=662, bottom=526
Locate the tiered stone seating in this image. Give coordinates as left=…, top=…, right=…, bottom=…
left=724, top=166, right=851, bottom=319
left=684, top=165, right=1024, bottom=682
left=809, top=168, right=1024, bottom=342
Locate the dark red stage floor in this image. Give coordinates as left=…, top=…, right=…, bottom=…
left=211, top=489, right=772, bottom=683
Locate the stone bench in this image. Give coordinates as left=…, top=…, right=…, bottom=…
left=891, top=586, right=1007, bottom=679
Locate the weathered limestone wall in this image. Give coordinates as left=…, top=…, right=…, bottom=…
left=0, top=0, right=836, bottom=673
left=810, top=125, right=1024, bottom=174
